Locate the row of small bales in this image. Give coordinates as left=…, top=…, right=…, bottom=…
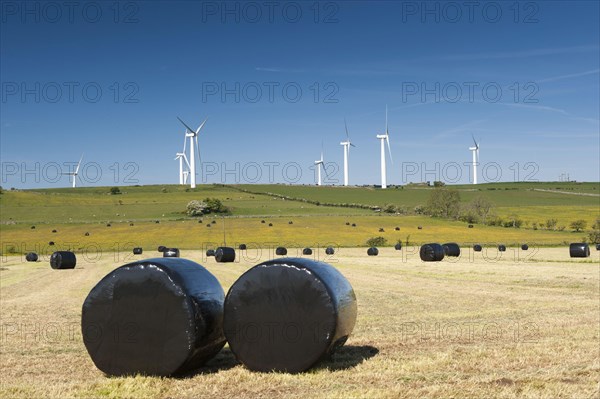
left=25, top=241, right=596, bottom=268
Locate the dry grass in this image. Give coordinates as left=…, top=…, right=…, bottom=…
left=1, top=248, right=599, bottom=398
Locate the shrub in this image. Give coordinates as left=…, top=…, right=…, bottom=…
left=588, top=218, right=600, bottom=244
left=545, top=218, right=558, bottom=230
left=569, top=219, right=587, bottom=232
left=382, top=204, right=398, bottom=214
left=109, top=187, right=121, bottom=195
left=366, top=236, right=387, bottom=247
left=186, top=200, right=207, bottom=216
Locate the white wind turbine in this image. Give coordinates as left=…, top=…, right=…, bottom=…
left=177, top=116, right=208, bottom=189
left=340, top=119, right=356, bottom=186
left=62, top=154, right=83, bottom=188
left=314, top=142, right=328, bottom=186
left=376, top=106, right=393, bottom=189
left=174, top=129, right=191, bottom=185
left=469, top=135, right=480, bottom=184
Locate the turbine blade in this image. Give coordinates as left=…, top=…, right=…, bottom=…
left=195, top=117, right=208, bottom=135
left=75, top=154, right=83, bottom=174
left=386, top=136, right=393, bottom=165
left=344, top=118, right=349, bottom=139
left=177, top=116, right=196, bottom=134
left=385, top=105, right=388, bottom=134
left=321, top=162, right=330, bottom=179
left=195, top=136, right=202, bottom=176
left=350, top=143, right=356, bottom=147
left=182, top=130, right=187, bottom=153
left=471, top=134, right=478, bottom=148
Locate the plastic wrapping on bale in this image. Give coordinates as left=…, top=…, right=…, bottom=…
left=596, top=244, right=600, bottom=251
left=395, top=227, right=400, bottom=231
left=420, top=243, right=444, bottom=262
left=206, top=249, right=215, bottom=257
left=302, top=248, right=312, bottom=255
left=443, top=243, right=460, bottom=257
left=468, top=224, right=474, bottom=228
left=50, top=251, right=76, bottom=269
left=133, top=248, right=143, bottom=255
left=498, top=245, right=506, bottom=252
left=163, top=248, right=180, bottom=258
left=378, top=228, right=384, bottom=232
left=31, top=225, right=36, bottom=229
left=569, top=243, right=590, bottom=258
left=215, top=247, right=235, bottom=263
left=25, top=252, right=38, bottom=262
left=521, top=244, right=529, bottom=251
left=81, top=258, right=226, bottom=376
left=268, top=223, right=273, bottom=227
left=85, top=232, right=90, bottom=236
left=48, top=241, right=55, bottom=246
left=157, top=246, right=166, bottom=252
left=367, top=247, right=379, bottom=256
left=325, top=247, right=335, bottom=255
left=473, top=244, right=482, bottom=252
left=52, top=229, right=57, bottom=233
left=275, top=247, right=287, bottom=256
left=224, top=257, right=357, bottom=373
left=239, top=244, right=247, bottom=250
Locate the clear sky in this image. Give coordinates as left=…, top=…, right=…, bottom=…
left=1, top=0, right=599, bottom=188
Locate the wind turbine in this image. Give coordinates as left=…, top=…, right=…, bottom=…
left=340, top=119, right=356, bottom=186
left=175, top=129, right=191, bottom=185
left=177, top=116, right=208, bottom=189
left=62, top=154, right=83, bottom=188
left=314, top=142, right=328, bottom=186
left=376, top=106, right=393, bottom=189
left=469, top=135, right=479, bottom=184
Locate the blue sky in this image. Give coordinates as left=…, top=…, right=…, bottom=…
left=1, top=0, right=599, bottom=188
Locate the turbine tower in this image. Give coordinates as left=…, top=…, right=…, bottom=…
left=177, top=116, right=208, bottom=189
left=62, top=154, right=83, bottom=188
left=469, top=135, right=479, bottom=184
left=340, top=119, right=356, bottom=186
left=376, top=106, right=393, bottom=189
left=314, top=142, right=329, bottom=186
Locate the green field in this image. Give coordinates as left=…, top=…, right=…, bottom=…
left=1, top=182, right=599, bottom=254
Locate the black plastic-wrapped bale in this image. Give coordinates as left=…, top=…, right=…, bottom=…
left=48, top=241, right=55, bottom=246
left=325, top=246, right=335, bottom=255
left=394, top=243, right=402, bottom=250
left=239, top=244, right=247, bottom=250
left=224, top=257, right=357, bottom=373
left=275, top=247, right=287, bottom=256
left=215, top=247, right=235, bottom=263
left=50, top=251, right=76, bottom=269
left=521, top=244, right=529, bottom=251
left=31, top=225, right=36, bottom=229
left=206, top=249, right=215, bottom=257
left=133, top=247, right=143, bottom=255
left=498, top=245, right=506, bottom=252
left=81, top=258, right=226, bottom=376
left=420, top=243, right=444, bottom=262
left=596, top=244, right=600, bottom=251
left=468, top=224, right=474, bottom=228
left=395, top=227, right=400, bottom=231
left=302, top=248, right=312, bottom=255
left=157, top=246, right=166, bottom=252
left=367, top=247, right=379, bottom=256
left=25, top=252, right=38, bottom=262
left=569, top=243, right=590, bottom=258
left=473, top=244, right=482, bottom=252
left=443, top=243, right=460, bottom=257
left=163, top=248, right=180, bottom=258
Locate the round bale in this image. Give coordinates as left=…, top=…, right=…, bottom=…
left=215, top=247, right=236, bottom=263
left=419, top=243, right=444, bottom=262
left=417, top=226, right=423, bottom=230
left=81, top=258, right=226, bottom=376
left=468, top=224, right=474, bottom=228
left=367, top=247, right=379, bottom=256
left=261, top=220, right=265, bottom=224
left=52, top=229, right=57, bottom=233
left=275, top=247, right=287, bottom=256
left=133, top=247, right=143, bottom=255
left=395, top=227, right=400, bottom=231
left=569, top=243, right=590, bottom=258
left=84, top=232, right=90, bottom=236
left=378, top=228, right=384, bottom=232
left=25, top=252, right=38, bottom=262
left=443, top=243, right=461, bottom=257
left=239, top=244, right=247, bottom=250
left=223, top=257, right=357, bottom=373
left=521, top=244, right=529, bottom=251
left=31, top=225, right=36, bottom=229
left=302, top=248, right=313, bottom=255
left=351, top=223, right=356, bottom=227
left=325, top=247, right=335, bottom=255
left=163, top=248, right=180, bottom=258
left=345, top=222, right=350, bottom=226
left=206, top=249, right=215, bottom=257
left=498, top=245, right=506, bottom=252
left=288, top=221, right=293, bottom=225
left=596, top=244, right=600, bottom=251
left=394, top=243, right=402, bottom=251
left=50, top=251, right=76, bottom=269
left=473, top=244, right=483, bottom=252
left=157, top=246, right=166, bottom=253
left=48, top=241, right=55, bottom=246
